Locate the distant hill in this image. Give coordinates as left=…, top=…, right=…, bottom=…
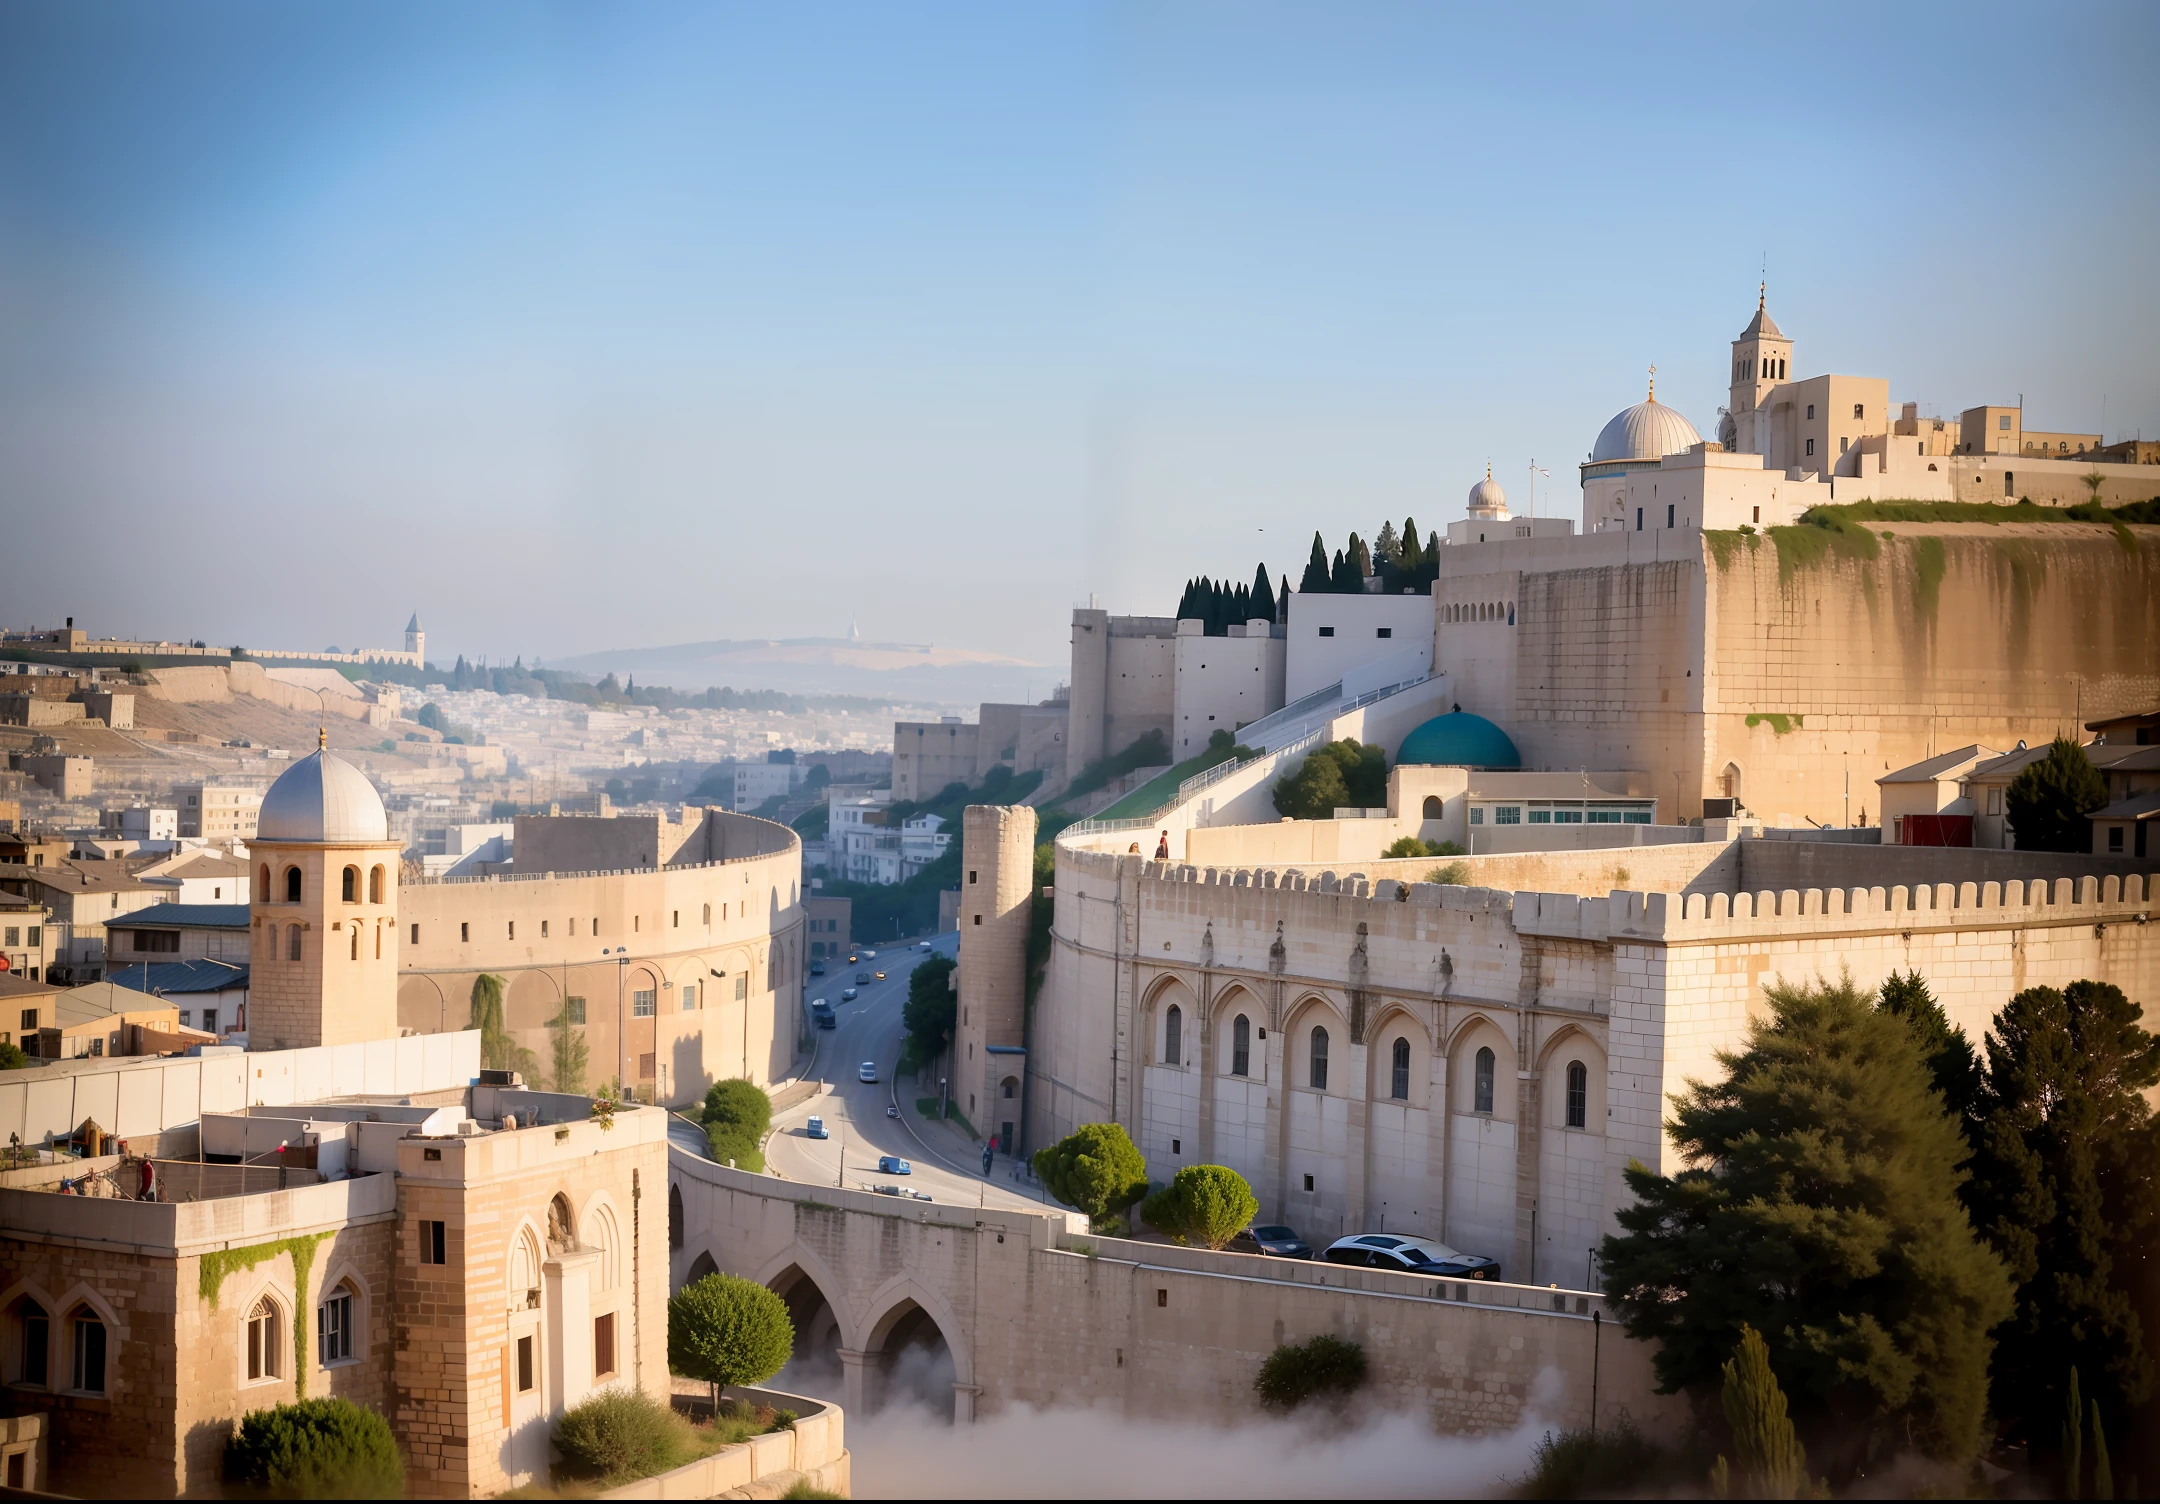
left=544, top=636, right=1051, bottom=706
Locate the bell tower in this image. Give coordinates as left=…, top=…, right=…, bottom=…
left=1727, top=284, right=1792, bottom=455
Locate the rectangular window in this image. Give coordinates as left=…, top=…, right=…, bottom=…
left=507, top=921, right=514, bottom=941
left=1987, top=788, right=2002, bottom=815
left=516, top=1335, right=535, bottom=1393
left=410, top=923, right=419, bottom=944
left=1317, top=626, right=1334, bottom=637
left=594, top=1313, right=616, bottom=1378
left=1623, top=811, right=1652, bottom=824
left=1805, top=438, right=1815, bottom=456
left=203, top=1009, right=219, bottom=1034
left=1752, top=505, right=1760, bottom=523
left=420, top=1220, right=447, bottom=1265
left=1469, top=808, right=1484, bottom=825
left=1494, top=806, right=1521, bottom=825
left=18, top=1008, right=34, bottom=1031
left=681, top=983, right=698, bottom=1011
left=1376, top=627, right=1392, bottom=639
left=1588, top=810, right=1622, bottom=823
left=72, top=1317, right=105, bottom=1394
left=319, top=1291, right=353, bottom=1364
left=1529, top=810, right=1552, bottom=824
left=631, top=989, right=657, bottom=1018
left=2109, top=826, right=2125, bottom=853
left=459, top=922, right=469, bottom=942
left=1853, top=403, right=1864, bottom=420
left=23, top=928, right=36, bottom=946
left=2, top=928, right=15, bottom=946
left=564, top=997, right=586, bottom=1024
left=1839, top=437, right=1848, bottom=454
left=735, top=975, right=748, bottom=1001
left=132, top=929, right=179, bottom=953
left=180, top=1010, right=193, bottom=1028
left=1999, top=414, right=2012, bottom=430
left=1554, top=810, right=1583, bottom=823
left=1666, top=504, right=1674, bottom=528
left=1635, top=507, right=1643, bottom=530
left=541, top=920, right=548, bottom=938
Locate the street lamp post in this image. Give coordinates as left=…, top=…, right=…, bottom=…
left=605, top=947, right=628, bottom=1098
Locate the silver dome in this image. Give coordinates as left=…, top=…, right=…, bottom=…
left=1590, top=398, right=1702, bottom=464
left=258, top=748, right=389, bottom=843
left=1467, top=470, right=1509, bottom=519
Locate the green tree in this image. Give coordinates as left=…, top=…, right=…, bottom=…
left=416, top=701, right=445, bottom=731
left=703, top=1079, right=773, bottom=1172
left=1251, top=563, right=1275, bottom=623
left=1383, top=836, right=1467, bottom=860
left=468, top=974, right=536, bottom=1078
left=668, top=1271, right=794, bottom=1410
left=1874, top=970, right=1980, bottom=1124
left=0, top=1039, right=27, bottom=1070
left=1141, top=1164, right=1259, bottom=1249
left=1032, top=1122, right=1149, bottom=1232
left=548, top=997, right=590, bottom=1095
left=1398, top=515, right=1425, bottom=572
left=1599, top=976, right=2013, bottom=1471
left=1330, top=546, right=1361, bottom=592
left=1374, top=519, right=1399, bottom=562
left=1719, top=1324, right=1811, bottom=1500
left=1300, top=532, right=1331, bottom=594
left=1273, top=739, right=1388, bottom=819
left=223, top=1397, right=404, bottom=1499
left=902, top=954, right=958, bottom=1064
left=2005, top=736, right=2109, bottom=852
left=1967, top=981, right=2160, bottom=1455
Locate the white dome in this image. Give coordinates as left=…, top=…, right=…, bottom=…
left=1591, top=398, right=1702, bottom=464
left=258, top=748, right=389, bottom=843
left=1467, top=471, right=1509, bottom=519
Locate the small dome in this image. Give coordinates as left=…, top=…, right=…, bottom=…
left=258, top=747, right=389, bottom=843
left=1397, top=711, right=1522, bottom=769
left=1591, top=397, right=1702, bottom=464
left=1467, top=466, right=1509, bottom=520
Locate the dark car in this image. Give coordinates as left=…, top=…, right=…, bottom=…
left=1230, top=1224, right=1314, bottom=1259
left=857, top=971, right=872, bottom=984
left=1321, top=1234, right=1501, bottom=1282
left=809, top=960, right=826, bottom=975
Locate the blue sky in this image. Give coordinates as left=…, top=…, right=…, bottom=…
left=3, top=2, right=2154, bottom=671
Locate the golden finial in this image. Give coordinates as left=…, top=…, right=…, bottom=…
left=318, top=726, right=327, bottom=751
left=1647, top=364, right=1656, bottom=401
left=1485, top=460, right=1493, bottom=481
left=1758, top=280, right=1766, bottom=310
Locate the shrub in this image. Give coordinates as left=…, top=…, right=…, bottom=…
left=706, top=1120, right=765, bottom=1172
left=1253, top=1333, right=1367, bottom=1411
left=783, top=1482, right=845, bottom=1501
left=552, top=1389, right=698, bottom=1485
left=0, top=1039, right=27, bottom=1070
left=1425, top=860, right=1471, bottom=885
left=1140, top=1165, right=1258, bottom=1250
left=1033, top=1122, right=1150, bottom=1231
left=1385, top=836, right=1467, bottom=859
left=224, top=1397, right=403, bottom=1499
left=1514, top=1417, right=1692, bottom=1499
left=669, top=1272, right=795, bottom=1409
left=1272, top=739, right=1387, bottom=819
left=703, top=1079, right=772, bottom=1171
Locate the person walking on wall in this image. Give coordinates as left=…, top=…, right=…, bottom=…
left=1155, top=831, right=1170, bottom=859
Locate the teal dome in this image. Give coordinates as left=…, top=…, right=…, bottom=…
left=1396, top=712, right=1521, bottom=769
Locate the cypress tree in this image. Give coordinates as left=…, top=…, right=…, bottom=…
left=1348, top=532, right=1371, bottom=579
left=2091, top=1395, right=2112, bottom=1500
left=1722, top=1325, right=1809, bottom=1500
left=1601, top=977, right=2014, bottom=1471
left=2065, top=1367, right=2084, bottom=1500
left=1251, top=563, right=1274, bottom=622
left=1301, top=532, right=1331, bottom=593
left=1969, top=981, right=2160, bottom=1455
left=1398, top=515, right=1424, bottom=572
left=2005, top=736, right=2109, bottom=851
left=1233, top=582, right=1252, bottom=625
left=1175, top=578, right=1195, bottom=621
left=1330, top=548, right=1359, bottom=593
left=1278, top=578, right=1291, bottom=621
left=1876, top=970, right=1981, bottom=1124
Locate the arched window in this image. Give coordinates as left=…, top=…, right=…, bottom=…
left=68, top=1306, right=106, bottom=1394
left=9, top=1297, right=50, bottom=1388
left=1566, top=1060, right=1588, bottom=1128
left=349, top=927, right=359, bottom=961
left=341, top=866, right=358, bottom=903
left=1231, top=1015, right=1250, bottom=1076
left=668, top=1185, right=684, bottom=1250
left=319, top=1279, right=358, bottom=1366
left=246, top=1295, right=282, bottom=1381
left=369, top=866, right=385, bottom=904
left=1163, top=1004, right=1182, bottom=1067
left=1001, top=1077, right=1016, bottom=1099
left=588, top=1206, right=620, bottom=1291
left=1309, top=1026, right=1329, bottom=1091
left=285, top=866, right=302, bottom=903
left=1474, top=1046, right=1496, bottom=1113
left=703, top=903, right=711, bottom=926
left=511, top=1228, right=544, bottom=1311
left=1391, top=1038, right=1411, bottom=1100
left=257, top=863, right=270, bottom=899
left=287, top=924, right=303, bottom=962
left=546, top=1195, right=575, bottom=1253
left=1422, top=795, right=1443, bottom=819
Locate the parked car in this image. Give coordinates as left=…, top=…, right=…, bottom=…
left=810, top=960, right=826, bottom=975
left=804, top=1116, right=828, bottom=1140
left=877, top=1155, right=912, bottom=1175
left=841, top=987, right=859, bottom=1002
left=1321, top=1234, right=1500, bottom=1281
left=858, top=1061, right=878, bottom=1083
left=1230, top=1224, right=1313, bottom=1259
left=873, top=971, right=887, bottom=981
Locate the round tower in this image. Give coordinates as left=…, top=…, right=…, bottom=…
left=248, top=734, right=402, bottom=1048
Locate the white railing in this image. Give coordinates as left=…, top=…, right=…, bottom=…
left=1232, top=680, right=1344, bottom=749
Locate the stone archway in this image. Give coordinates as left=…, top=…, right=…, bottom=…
left=765, top=1263, right=847, bottom=1405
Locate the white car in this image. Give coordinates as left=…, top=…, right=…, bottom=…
left=858, top=1061, right=878, bottom=1083
left=862, top=948, right=877, bottom=958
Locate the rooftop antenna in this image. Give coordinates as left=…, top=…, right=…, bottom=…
left=1527, top=460, right=1549, bottom=518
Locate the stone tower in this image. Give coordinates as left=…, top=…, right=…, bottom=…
left=955, top=803, right=1037, bottom=1155
left=404, top=612, right=425, bottom=667
left=1726, top=285, right=1792, bottom=455
left=248, top=737, right=402, bottom=1049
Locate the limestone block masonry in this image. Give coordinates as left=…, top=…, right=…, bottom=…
left=956, top=805, right=1036, bottom=1146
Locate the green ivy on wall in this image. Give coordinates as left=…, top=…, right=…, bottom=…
left=1745, top=712, right=1804, bottom=736
left=199, top=1231, right=333, bottom=1400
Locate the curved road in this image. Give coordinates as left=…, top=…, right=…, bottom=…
left=761, top=934, right=1050, bottom=1213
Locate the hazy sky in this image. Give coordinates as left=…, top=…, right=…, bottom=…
left=4, top=2, right=2155, bottom=672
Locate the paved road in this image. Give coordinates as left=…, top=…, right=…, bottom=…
left=755, top=933, right=1052, bottom=1214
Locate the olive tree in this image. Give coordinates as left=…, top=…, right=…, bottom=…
left=1141, top=1164, right=1259, bottom=1249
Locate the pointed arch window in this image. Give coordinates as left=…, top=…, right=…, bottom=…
left=1566, top=1060, right=1588, bottom=1128
left=1309, top=1027, right=1329, bottom=1091
left=10, top=1297, right=50, bottom=1388
left=1163, top=1004, right=1182, bottom=1067
left=69, top=1307, right=105, bottom=1394
left=1231, top=1015, right=1250, bottom=1077
left=1474, top=1046, right=1496, bottom=1113
left=1391, top=1038, right=1411, bottom=1100
left=246, top=1295, right=282, bottom=1382
left=319, top=1280, right=357, bottom=1366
